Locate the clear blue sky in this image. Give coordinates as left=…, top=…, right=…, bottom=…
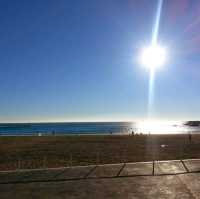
left=1, top=0, right=200, bottom=122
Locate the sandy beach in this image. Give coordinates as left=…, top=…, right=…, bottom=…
left=0, top=134, right=200, bottom=171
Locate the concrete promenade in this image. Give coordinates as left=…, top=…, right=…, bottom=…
left=0, top=159, right=200, bottom=198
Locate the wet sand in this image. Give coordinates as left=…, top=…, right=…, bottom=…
left=0, top=134, right=200, bottom=171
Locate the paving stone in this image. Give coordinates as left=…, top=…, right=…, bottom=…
left=179, top=173, right=200, bottom=198
left=183, top=159, right=200, bottom=172
left=54, top=165, right=95, bottom=180
left=0, top=171, right=27, bottom=183
left=0, top=173, right=197, bottom=199
left=0, top=166, right=96, bottom=183
left=17, top=168, right=65, bottom=182
left=154, top=160, right=186, bottom=175
left=0, top=168, right=70, bottom=183
left=119, top=162, right=153, bottom=176
left=88, top=163, right=124, bottom=178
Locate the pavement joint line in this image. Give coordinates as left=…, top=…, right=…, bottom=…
left=116, top=163, right=126, bottom=177
left=0, top=167, right=68, bottom=174
left=1, top=159, right=199, bottom=173
left=0, top=163, right=123, bottom=173
left=84, top=165, right=97, bottom=179
left=52, top=168, right=69, bottom=179
left=0, top=171, right=198, bottom=185
left=155, top=159, right=185, bottom=163
left=182, top=158, right=200, bottom=161
left=181, top=159, right=189, bottom=173
left=0, top=164, right=102, bottom=174
left=2, top=159, right=200, bottom=185
left=152, top=161, right=155, bottom=176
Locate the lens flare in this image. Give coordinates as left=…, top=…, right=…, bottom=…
left=148, top=0, right=164, bottom=119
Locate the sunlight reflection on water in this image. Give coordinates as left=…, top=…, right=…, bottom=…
left=135, top=121, right=196, bottom=134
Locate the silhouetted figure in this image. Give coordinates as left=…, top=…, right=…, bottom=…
left=110, top=131, right=112, bottom=135
left=132, top=131, right=135, bottom=136
left=189, top=133, right=192, bottom=143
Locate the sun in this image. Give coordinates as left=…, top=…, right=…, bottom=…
left=139, top=45, right=167, bottom=69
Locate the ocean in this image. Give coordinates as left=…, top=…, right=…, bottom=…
left=0, top=121, right=200, bottom=136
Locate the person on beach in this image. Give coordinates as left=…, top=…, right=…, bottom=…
left=189, top=132, right=192, bottom=143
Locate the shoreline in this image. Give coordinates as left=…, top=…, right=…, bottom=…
left=0, top=131, right=199, bottom=136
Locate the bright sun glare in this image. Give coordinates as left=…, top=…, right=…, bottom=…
left=140, top=45, right=167, bottom=69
